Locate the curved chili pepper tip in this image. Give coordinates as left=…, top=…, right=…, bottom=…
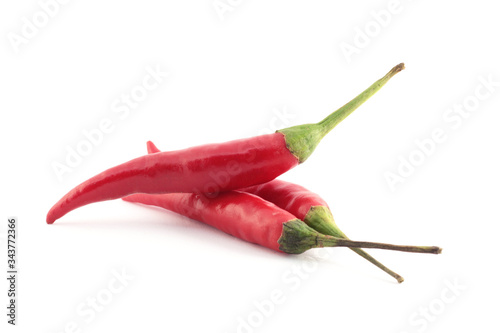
left=46, top=132, right=298, bottom=224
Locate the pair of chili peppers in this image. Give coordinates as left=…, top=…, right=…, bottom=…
left=47, top=63, right=442, bottom=282
left=126, top=141, right=440, bottom=283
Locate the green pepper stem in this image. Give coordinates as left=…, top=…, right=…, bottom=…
left=349, top=247, right=404, bottom=283
left=317, top=63, right=405, bottom=137
left=304, top=206, right=404, bottom=283
left=279, top=220, right=442, bottom=257
left=322, top=237, right=442, bottom=254
left=278, top=63, right=405, bottom=163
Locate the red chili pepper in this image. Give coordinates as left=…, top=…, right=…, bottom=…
left=47, top=64, right=404, bottom=224
left=146, top=142, right=430, bottom=282
left=241, top=179, right=407, bottom=282
left=122, top=191, right=442, bottom=255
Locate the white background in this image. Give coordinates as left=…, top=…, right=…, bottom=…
left=1, top=0, right=499, bottom=332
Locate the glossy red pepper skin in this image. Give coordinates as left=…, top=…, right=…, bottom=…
left=146, top=142, right=323, bottom=220
left=123, top=191, right=296, bottom=252
left=47, top=133, right=298, bottom=224
left=138, top=144, right=442, bottom=259
left=123, top=184, right=442, bottom=256
left=243, top=179, right=327, bottom=221
left=48, top=64, right=404, bottom=224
